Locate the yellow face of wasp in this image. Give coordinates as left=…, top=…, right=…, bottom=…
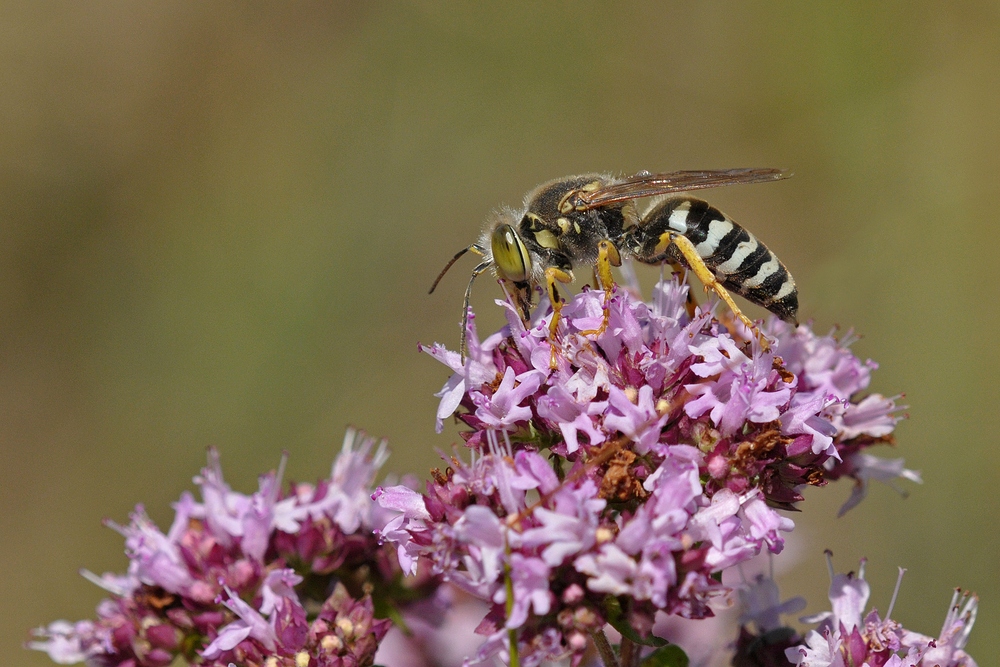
left=490, top=224, right=531, bottom=283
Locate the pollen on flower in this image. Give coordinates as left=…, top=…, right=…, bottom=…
left=595, top=527, right=614, bottom=544
left=336, top=618, right=355, bottom=637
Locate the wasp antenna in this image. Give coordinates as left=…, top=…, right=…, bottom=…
left=460, top=260, right=492, bottom=361
left=429, top=246, right=474, bottom=294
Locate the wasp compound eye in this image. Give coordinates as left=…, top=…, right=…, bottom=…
left=491, top=224, right=531, bottom=283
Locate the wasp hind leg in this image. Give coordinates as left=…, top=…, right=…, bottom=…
left=655, top=232, right=771, bottom=351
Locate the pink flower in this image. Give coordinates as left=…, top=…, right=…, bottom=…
left=31, top=430, right=406, bottom=667
left=396, top=277, right=913, bottom=665
left=787, top=557, right=978, bottom=667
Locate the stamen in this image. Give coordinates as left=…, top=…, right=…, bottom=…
left=886, top=567, right=906, bottom=619
left=501, top=430, right=514, bottom=458
left=272, top=451, right=289, bottom=503
left=824, top=549, right=835, bottom=582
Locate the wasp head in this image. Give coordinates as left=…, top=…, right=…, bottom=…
left=490, top=223, right=535, bottom=320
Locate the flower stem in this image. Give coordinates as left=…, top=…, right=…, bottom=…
left=591, top=628, right=620, bottom=667
left=620, top=637, right=636, bottom=667
left=504, top=540, right=520, bottom=667
left=507, top=627, right=519, bottom=667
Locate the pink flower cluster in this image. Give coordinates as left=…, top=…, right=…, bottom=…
left=374, top=278, right=914, bottom=666
left=30, top=430, right=402, bottom=667
left=29, top=274, right=976, bottom=667
left=783, top=559, right=978, bottom=667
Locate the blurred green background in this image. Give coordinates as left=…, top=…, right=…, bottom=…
left=4, top=2, right=998, bottom=665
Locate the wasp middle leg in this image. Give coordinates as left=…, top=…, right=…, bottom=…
left=543, top=266, right=574, bottom=368
left=577, top=240, right=622, bottom=339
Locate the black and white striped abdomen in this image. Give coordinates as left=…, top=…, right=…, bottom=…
left=637, top=197, right=798, bottom=322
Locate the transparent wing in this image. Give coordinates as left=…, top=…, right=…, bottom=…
left=571, top=168, right=790, bottom=209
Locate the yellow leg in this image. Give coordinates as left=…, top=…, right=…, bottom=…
left=544, top=267, right=574, bottom=336
left=545, top=267, right=573, bottom=367
left=658, top=233, right=770, bottom=351
left=595, top=240, right=620, bottom=290
left=578, top=240, right=621, bottom=338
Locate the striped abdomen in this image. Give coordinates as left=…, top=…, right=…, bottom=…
left=632, top=197, right=798, bottom=322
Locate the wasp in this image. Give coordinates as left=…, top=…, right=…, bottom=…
left=430, top=168, right=797, bottom=358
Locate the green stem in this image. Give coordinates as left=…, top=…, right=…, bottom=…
left=591, top=628, right=620, bottom=667
left=503, top=539, right=520, bottom=667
